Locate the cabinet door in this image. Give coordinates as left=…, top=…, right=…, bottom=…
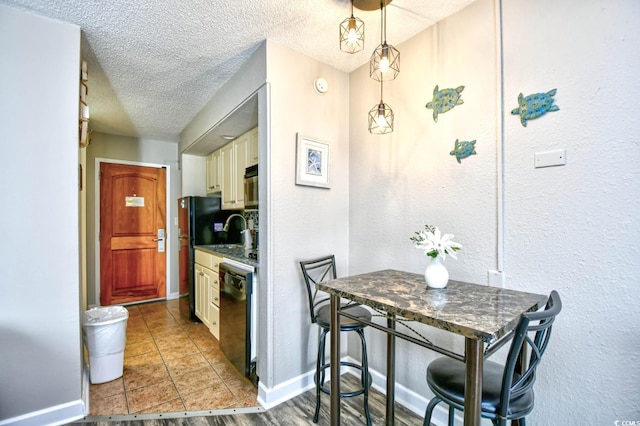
left=207, top=273, right=220, bottom=339
left=212, top=150, right=221, bottom=192
left=221, top=143, right=234, bottom=209
left=206, top=150, right=221, bottom=194
left=209, top=304, right=220, bottom=340
left=201, top=266, right=212, bottom=327
left=194, top=264, right=205, bottom=321
left=234, top=135, right=248, bottom=207
left=247, top=127, right=258, bottom=167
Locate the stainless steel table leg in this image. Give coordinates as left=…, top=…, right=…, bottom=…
left=330, top=295, right=340, bottom=426
left=386, top=314, right=396, bottom=425
left=464, top=338, right=483, bottom=426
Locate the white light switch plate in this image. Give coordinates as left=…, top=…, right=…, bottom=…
left=535, top=149, right=566, bottom=168
left=488, top=270, right=504, bottom=287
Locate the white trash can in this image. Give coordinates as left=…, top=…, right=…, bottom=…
left=82, top=306, right=129, bottom=384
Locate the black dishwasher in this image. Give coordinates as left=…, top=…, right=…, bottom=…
left=219, top=261, right=255, bottom=383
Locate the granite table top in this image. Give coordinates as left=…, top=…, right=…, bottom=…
left=316, top=269, right=547, bottom=343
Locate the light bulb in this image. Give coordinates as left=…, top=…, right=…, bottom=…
left=379, top=46, right=390, bottom=73
left=348, top=28, right=357, bottom=44
left=347, top=19, right=358, bottom=44
left=377, top=104, right=388, bottom=129
left=379, top=57, right=390, bottom=73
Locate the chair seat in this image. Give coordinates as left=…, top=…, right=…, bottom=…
left=315, top=304, right=371, bottom=331
left=427, top=357, right=534, bottom=419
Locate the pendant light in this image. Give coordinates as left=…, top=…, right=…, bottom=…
left=340, top=0, right=365, bottom=53
left=370, top=1, right=399, bottom=82
left=368, top=80, right=394, bottom=134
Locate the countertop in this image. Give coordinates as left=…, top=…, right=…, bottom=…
left=195, top=244, right=258, bottom=268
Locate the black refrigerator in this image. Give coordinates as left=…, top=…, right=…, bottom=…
left=178, top=196, right=232, bottom=322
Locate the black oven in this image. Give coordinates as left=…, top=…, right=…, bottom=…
left=244, top=165, right=258, bottom=208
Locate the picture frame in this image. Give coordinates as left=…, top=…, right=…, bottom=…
left=295, top=133, right=330, bottom=189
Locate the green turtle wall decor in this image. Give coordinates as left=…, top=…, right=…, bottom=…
left=450, top=139, right=476, bottom=163
left=511, top=89, right=559, bottom=127
left=425, top=85, right=465, bottom=122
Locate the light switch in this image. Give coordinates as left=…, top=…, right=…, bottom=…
left=535, top=149, right=566, bottom=168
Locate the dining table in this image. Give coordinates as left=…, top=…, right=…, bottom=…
left=316, top=269, right=548, bottom=426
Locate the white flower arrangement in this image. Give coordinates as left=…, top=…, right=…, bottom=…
left=410, top=225, right=462, bottom=261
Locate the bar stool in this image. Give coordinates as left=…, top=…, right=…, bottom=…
left=423, top=291, right=562, bottom=426
left=299, top=255, right=372, bottom=425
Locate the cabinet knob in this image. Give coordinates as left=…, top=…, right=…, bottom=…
left=214, top=297, right=219, bottom=302
left=212, top=320, right=217, bottom=325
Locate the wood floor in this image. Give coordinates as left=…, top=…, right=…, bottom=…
left=76, top=373, right=425, bottom=425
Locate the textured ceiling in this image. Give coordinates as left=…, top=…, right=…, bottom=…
left=1, top=0, right=476, bottom=142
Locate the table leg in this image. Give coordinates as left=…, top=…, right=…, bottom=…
left=330, top=295, right=341, bottom=426
left=464, top=338, right=483, bottom=426
left=386, top=314, right=396, bottom=425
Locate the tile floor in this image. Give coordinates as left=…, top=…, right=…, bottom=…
left=88, top=297, right=258, bottom=416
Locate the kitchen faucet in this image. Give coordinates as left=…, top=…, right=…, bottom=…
left=223, top=214, right=253, bottom=249
left=223, top=213, right=247, bottom=232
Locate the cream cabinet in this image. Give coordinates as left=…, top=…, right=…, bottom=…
left=247, top=127, right=258, bottom=167
left=194, top=249, right=222, bottom=339
left=205, top=149, right=221, bottom=194
left=221, top=134, right=248, bottom=210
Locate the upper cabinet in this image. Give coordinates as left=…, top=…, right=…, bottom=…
left=202, top=126, right=257, bottom=210
left=221, top=134, right=247, bottom=210
left=205, top=149, right=221, bottom=195
left=247, top=127, right=258, bottom=167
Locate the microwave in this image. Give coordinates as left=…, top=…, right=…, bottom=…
left=244, top=165, right=258, bottom=208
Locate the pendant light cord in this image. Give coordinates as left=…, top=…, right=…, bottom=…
left=380, top=2, right=386, bottom=44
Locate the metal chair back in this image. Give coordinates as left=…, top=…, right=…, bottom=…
left=498, top=290, right=562, bottom=419
left=299, top=255, right=337, bottom=324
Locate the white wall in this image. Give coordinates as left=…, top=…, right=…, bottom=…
left=0, top=5, right=84, bottom=424
left=349, top=0, right=640, bottom=423
left=349, top=0, right=498, bottom=410
left=263, top=41, right=350, bottom=400
left=86, top=132, right=180, bottom=304
left=502, top=0, right=640, bottom=423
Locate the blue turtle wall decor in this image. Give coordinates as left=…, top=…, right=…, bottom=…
left=425, top=85, right=465, bottom=122
left=450, top=139, right=476, bottom=163
left=511, top=89, right=559, bottom=127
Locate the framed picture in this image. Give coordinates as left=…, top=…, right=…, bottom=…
left=296, top=134, right=330, bottom=188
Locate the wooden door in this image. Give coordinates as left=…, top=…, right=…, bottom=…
left=100, top=163, right=166, bottom=305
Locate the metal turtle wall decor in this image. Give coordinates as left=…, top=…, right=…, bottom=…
left=425, top=85, right=465, bottom=122
left=450, top=139, right=477, bottom=163
left=511, top=88, right=559, bottom=127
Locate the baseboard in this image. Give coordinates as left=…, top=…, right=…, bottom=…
left=167, top=292, right=180, bottom=300
left=0, top=400, right=85, bottom=426
left=257, top=368, right=316, bottom=409
left=256, top=355, right=455, bottom=425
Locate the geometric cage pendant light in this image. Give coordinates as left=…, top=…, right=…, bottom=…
left=370, top=0, right=399, bottom=82
left=339, top=0, right=365, bottom=54
left=368, top=80, right=394, bottom=134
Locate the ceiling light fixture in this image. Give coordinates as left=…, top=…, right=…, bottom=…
left=368, top=80, right=394, bottom=134
left=339, top=0, right=365, bottom=54
left=370, top=1, right=399, bottom=82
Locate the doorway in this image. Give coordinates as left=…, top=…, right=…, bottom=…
left=98, top=161, right=168, bottom=306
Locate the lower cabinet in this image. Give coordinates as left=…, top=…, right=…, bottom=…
left=195, top=250, right=222, bottom=339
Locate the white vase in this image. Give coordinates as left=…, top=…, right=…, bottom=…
left=424, top=256, right=449, bottom=288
